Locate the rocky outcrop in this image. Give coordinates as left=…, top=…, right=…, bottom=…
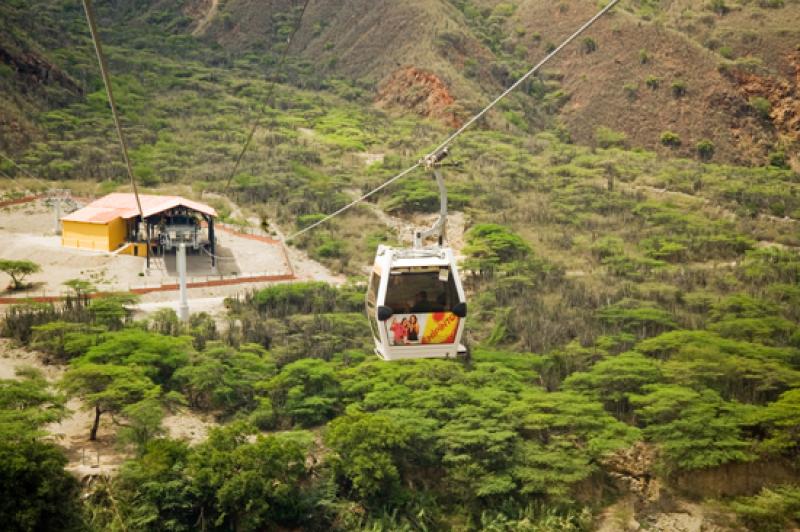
left=376, top=66, right=464, bottom=129
left=598, top=444, right=742, bottom=531
left=732, top=51, right=800, bottom=167
left=603, top=442, right=664, bottom=512
left=0, top=42, right=82, bottom=97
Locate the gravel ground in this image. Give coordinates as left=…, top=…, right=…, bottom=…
left=0, top=200, right=340, bottom=297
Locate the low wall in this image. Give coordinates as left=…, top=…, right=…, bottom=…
left=0, top=194, right=43, bottom=208
left=0, top=272, right=296, bottom=305
left=671, top=459, right=799, bottom=498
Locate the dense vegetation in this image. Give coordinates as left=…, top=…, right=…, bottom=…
left=1, top=0, right=800, bottom=530
left=3, top=235, right=800, bottom=529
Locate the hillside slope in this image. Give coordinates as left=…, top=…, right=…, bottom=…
left=3, top=0, right=798, bottom=167
left=0, top=1, right=84, bottom=152
left=182, top=0, right=799, bottom=166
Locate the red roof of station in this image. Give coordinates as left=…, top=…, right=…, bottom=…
left=62, top=193, right=216, bottom=224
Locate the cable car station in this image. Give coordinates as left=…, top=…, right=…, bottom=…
left=60, top=192, right=218, bottom=269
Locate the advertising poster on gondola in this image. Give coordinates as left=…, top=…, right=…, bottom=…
left=386, top=312, right=459, bottom=345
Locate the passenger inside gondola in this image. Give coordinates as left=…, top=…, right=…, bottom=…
left=385, top=269, right=457, bottom=313
left=411, top=291, right=435, bottom=312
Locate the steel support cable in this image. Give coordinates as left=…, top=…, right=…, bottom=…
left=287, top=163, right=422, bottom=241
left=222, top=0, right=312, bottom=193
left=199, top=245, right=237, bottom=261
left=285, top=0, right=620, bottom=242
left=0, top=151, right=49, bottom=188
left=425, top=0, right=620, bottom=158
left=81, top=0, right=144, bottom=219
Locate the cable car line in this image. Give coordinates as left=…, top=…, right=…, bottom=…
left=222, top=0, right=312, bottom=194
left=80, top=0, right=144, bottom=220
left=287, top=162, right=422, bottom=241
left=0, top=151, right=50, bottom=188
left=285, top=0, right=621, bottom=242
left=424, top=0, right=620, bottom=160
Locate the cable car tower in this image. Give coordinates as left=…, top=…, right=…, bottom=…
left=366, top=149, right=468, bottom=360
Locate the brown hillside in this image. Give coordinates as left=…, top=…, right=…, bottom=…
left=184, top=0, right=798, bottom=164
left=657, top=0, right=800, bottom=78
left=505, top=1, right=774, bottom=164
left=192, top=0, right=493, bottom=107
left=0, top=29, right=82, bottom=153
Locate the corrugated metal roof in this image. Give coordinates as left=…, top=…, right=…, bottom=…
left=62, top=193, right=217, bottom=224
left=62, top=206, right=121, bottom=224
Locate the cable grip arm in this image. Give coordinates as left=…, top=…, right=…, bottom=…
left=413, top=166, right=448, bottom=248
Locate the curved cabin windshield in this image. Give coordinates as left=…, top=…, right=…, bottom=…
left=384, top=267, right=460, bottom=346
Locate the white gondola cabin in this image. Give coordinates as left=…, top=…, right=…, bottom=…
left=366, top=245, right=467, bottom=360
left=365, top=152, right=468, bottom=360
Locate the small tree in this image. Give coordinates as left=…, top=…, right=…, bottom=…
left=117, top=397, right=165, bottom=455
left=696, top=139, right=715, bottom=160
left=769, top=150, right=789, bottom=169
left=749, top=96, right=772, bottom=120
left=63, top=278, right=95, bottom=297
left=88, top=293, right=139, bottom=330
left=645, top=76, right=661, bottom=90
left=0, top=259, right=40, bottom=290
left=60, top=364, right=158, bottom=440
left=709, top=0, right=729, bottom=15
left=31, top=322, right=98, bottom=363
left=660, top=131, right=682, bottom=147
left=595, top=126, right=628, bottom=149
left=671, top=80, right=687, bottom=98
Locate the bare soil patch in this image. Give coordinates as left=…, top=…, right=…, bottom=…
left=0, top=200, right=299, bottom=297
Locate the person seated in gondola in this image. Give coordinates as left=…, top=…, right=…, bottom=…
left=434, top=292, right=447, bottom=312
left=411, top=290, right=436, bottom=312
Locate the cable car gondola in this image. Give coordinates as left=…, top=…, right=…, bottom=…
left=365, top=151, right=468, bottom=361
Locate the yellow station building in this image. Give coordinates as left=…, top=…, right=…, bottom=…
left=61, top=193, right=218, bottom=265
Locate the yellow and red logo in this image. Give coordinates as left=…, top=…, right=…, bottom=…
left=422, top=312, right=459, bottom=344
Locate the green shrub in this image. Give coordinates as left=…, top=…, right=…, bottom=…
left=582, top=37, right=597, bottom=54
left=768, top=150, right=788, bottom=169
left=708, top=0, right=729, bottom=15
left=595, top=126, right=628, bottom=149
left=639, top=49, right=650, bottom=64
left=696, top=139, right=715, bottom=160
left=623, top=83, right=638, bottom=100
left=732, top=485, right=800, bottom=532
left=660, top=131, right=681, bottom=147
left=297, top=213, right=325, bottom=229
left=671, top=80, right=687, bottom=97
left=491, top=2, right=516, bottom=17
left=248, top=281, right=361, bottom=317
left=749, top=96, right=772, bottom=120
left=645, top=76, right=661, bottom=90
left=315, top=238, right=344, bottom=258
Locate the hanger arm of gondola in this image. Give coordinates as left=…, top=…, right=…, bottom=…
left=413, top=156, right=449, bottom=248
